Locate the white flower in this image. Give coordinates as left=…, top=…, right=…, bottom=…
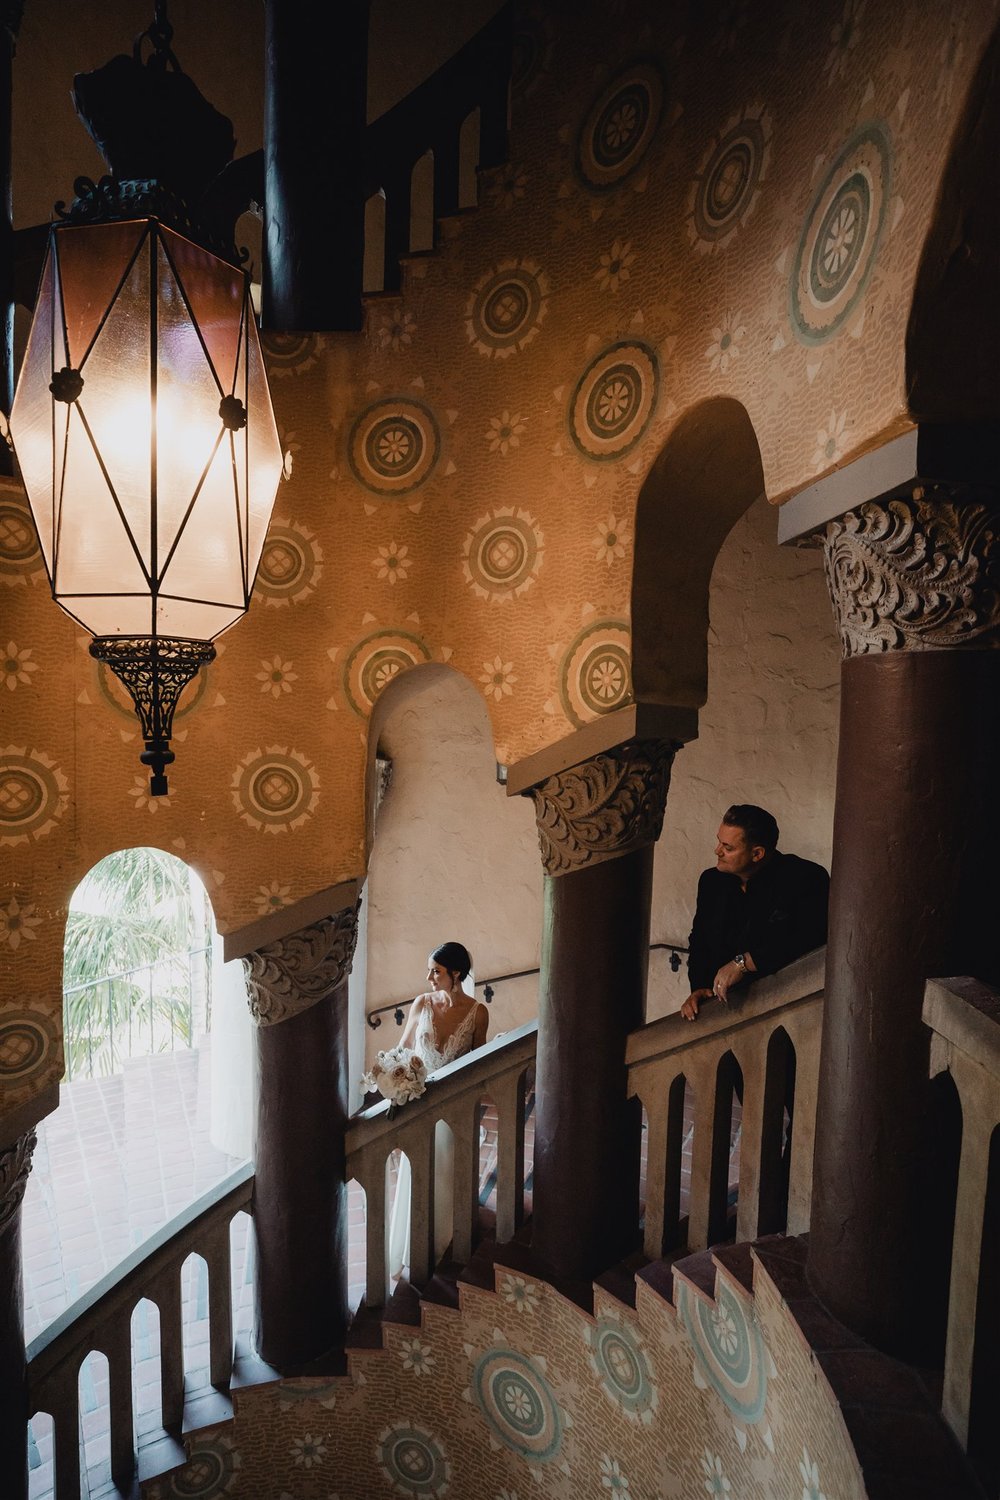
left=490, top=165, right=528, bottom=209
left=256, top=655, right=298, bottom=697
left=362, top=1045, right=428, bottom=1105
left=706, top=311, right=746, bottom=374
left=481, top=656, right=516, bottom=702
left=800, top=1448, right=827, bottom=1500
left=486, top=411, right=527, bottom=456
left=291, top=1433, right=328, bottom=1469
left=701, top=1449, right=731, bottom=1495
left=130, top=775, right=169, bottom=812
left=373, top=542, right=411, bottom=584
left=711, top=1303, right=739, bottom=1356
left=500, top=1275, right=539, bottom=1311
left=254, top=881, right=291, bottom=916
left=2, top=643, right=38, bottom=691
left=400, top=1338, right=435, bottom=1375
left=597, top=378, right=633, bottom=425
left=0, top=896, right=42, bottom=950
left=377, top=310, right=417, bottom=351
left=599, top=1455, right=630, bottom=1493
left=812, top=409, right=849, bottom=470
left=824, top=0, right=865, bottom=83
left=604, top=102, right=638, bottom=150
left=594, top=240, right=636, bottom=292
left=594, top=515, right=631, bottom=566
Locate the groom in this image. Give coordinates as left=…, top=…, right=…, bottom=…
left=681, top=804, right=829, bottom=1021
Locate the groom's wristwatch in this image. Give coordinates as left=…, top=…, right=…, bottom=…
left=733, top=953, right=747, bottom=972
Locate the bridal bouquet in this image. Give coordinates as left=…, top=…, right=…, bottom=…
left=361, top=1045, right=428, bottom=1107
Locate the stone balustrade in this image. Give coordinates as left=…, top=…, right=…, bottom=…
left=924, top=974, right=1000, bottom=1481
left=627, top=948, right=826, bottom=1259
left=345, top=1020, right=537, bottom=1306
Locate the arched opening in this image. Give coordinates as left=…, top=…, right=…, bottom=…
left=26, top=1409, right=53, bottom=1496
left=131, top=1297, right=162, bottom=1441
left=522, top=1062, right=536, bottom=1221
left=708, top=1050, right=743, bottom=1245
left=665, top=1072, right=691, bottom=1252
left=364, top=189, right=387, bottom=293
left=410, top=148, right=435, bottom=251
left=459, top=106, right=481, bottom=206
left=347, top=1177, right=367, bottom=1315
left=433, top=1116, right=456, bottom=1266
left=477, top=1090, right=499, bottom=1221
left=969, top=1120, right=1000, bottom=1491
left=386, top=1146, right=410, bottom=1287
left=230, top=1209, right=255, bottom=1349
left=759, top=1025, right=797, bottom=1235
left=78, top=1349, right=111, bottom=1491
left=180, top=1252, right=210, bottom=1389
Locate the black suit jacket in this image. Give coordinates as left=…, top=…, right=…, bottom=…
left=687, top=852, right=830, bottom=992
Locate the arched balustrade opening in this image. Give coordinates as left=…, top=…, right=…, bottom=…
left=708, top=1051, right=743, bottom=1246
left=968, top=1121, right=1000, bottom=1492
left=758, top=1026, right=797, bottom=1236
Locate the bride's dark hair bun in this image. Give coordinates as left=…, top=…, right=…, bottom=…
left=432, top=941, right=472, bottom=981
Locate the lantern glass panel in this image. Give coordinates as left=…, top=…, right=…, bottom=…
left=244, top=326, right=283, bottom=582
left=56, top=221, right=145, bottom=367
left=10, top=254, right=58, bottom=575
left=160, top=437, right=247, bottom=627
left=163, top=230, right=244, bottom=387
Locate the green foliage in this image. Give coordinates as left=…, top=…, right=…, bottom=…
left=63, top=847, right=211, bottom=1079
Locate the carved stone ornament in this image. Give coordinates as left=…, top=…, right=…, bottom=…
left=242, top=904, right=359, bottom=1027
left=0, top=1129, right=36, bottom=1234
left=824, top=488, right=1000, bottom=657
left=530, top=738, right=676, bottom=876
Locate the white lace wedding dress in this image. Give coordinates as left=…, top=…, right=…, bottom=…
left=387, top=992, right=486, bottom=1281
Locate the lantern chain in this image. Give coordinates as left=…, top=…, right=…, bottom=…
left=134, top=0, right=179, bottom=73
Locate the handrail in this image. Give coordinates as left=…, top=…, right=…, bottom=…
left=366, top=941, right=689, bottom=1029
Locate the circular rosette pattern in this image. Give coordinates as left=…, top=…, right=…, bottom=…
left=348, top=398, right=441, bottom=497
left=0, top=490, right=44, bottom=585
left=463, top=508, right=544, bottom=602
left=260, top=330, right=321, bottom=378
left=586, top=1313, right=658, bottom=1424
left=677, top=1278, right=769, bottom=1425
left=343, top=629, right=432, bottom=717
left=377, top=1423, right=451, bottom=1500
left=155, top=1432, right=239, bottom=1497
left=0, top=746, right=69, bottom=847
left=255, top=518, right=323, bottom=607
left=0, top=1004, right=58, bottom=1083
left=466, top=260, right=549, bottom=359
left=230, top=746, right=320, bottom=835
left=569, top=342, right=659, bottom=460
left=790, top=121, right=892, bottom=346
left=559, top=620, right=632, bottom=727
left=688, top=105, right=772, bottom=252
left=577, top=62, right=664, bottom=191
left=471, top=1348, right=565, bottom=1463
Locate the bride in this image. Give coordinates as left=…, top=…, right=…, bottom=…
left=388, top=941, right=488, bottom=1280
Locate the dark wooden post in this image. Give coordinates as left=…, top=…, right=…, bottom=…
left=263, top=0, right=370, bottom=331
left=0, top=6, right=22, bottom=477
left=0, top=1130, right=36, bottom=1500
left=242, top=904, right=358, bottom=1370
left=527, top=739, right=676, bottom=1282
left=809, top=485, right=1000, bottom=1361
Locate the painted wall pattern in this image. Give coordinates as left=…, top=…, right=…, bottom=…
left=2, top=0, right=997, bottom=1111
left=142, top=1252, right=867, bottom=1499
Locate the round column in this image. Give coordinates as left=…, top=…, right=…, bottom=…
left=529, top=739, right=675, bottom=1282
left=243, top=904, right=358, bottom=1370
left=0, top=1131, right=36, bottom=1500
left=809, top=487, right=1000, bottom=1360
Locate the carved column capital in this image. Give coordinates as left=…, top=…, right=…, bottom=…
left=529, top=738, right=676, bottom=877
left=242, top=903, right=359, bottom=1027
left=824, top=486, right=1000, bottom=657
left=0, top=1129, right=36, bottom=1233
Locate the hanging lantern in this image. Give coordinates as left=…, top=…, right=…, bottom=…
left=9, top=216, right=283, bottom=794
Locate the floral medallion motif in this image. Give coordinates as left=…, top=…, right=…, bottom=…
left=342, top=629, right=432, bottom=717
left=577, top=63, right=664, bottom=192
left=677, top=1278, right=769, bottom=1425
left=469, top=1347, right=565, bottom=1464
left=0, top=490, right=44, bottom=586
left=260, top=330, right=321, bottom=378
left=789, top=121, right=892, bottom=346
left=463, top=508, right=544, bottom=603
left=153, top=1431, right=239, bottom=1497
left=377, top=1423, right=450, bottom=1499
left=230, top=746, right=320, bottom=835
left=586, top=1313, right=658, bottom=1424
left=0, top=1005, right=57, bottom=1081
left=348, top=398, right=441, bottom=497
left=688, top=106, right=772, bottom=253
left=559, top=620, right=632, bottom=727
left=569, top=343, right=659, bottom=461
left=0, top=895, right=42, bottom=950
left=0, top=746, right=69, bottom=847
left=466, top=260, right=549, bottom=359
left=255, top=518, right=323, bottom=607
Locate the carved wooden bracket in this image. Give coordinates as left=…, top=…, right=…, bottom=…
left=0, top=1129, right=36, bottom=1233
left=824, top=487, right=1000, bottom=657
left=529, top=738, right=677, bottom=877
left=242, top=903, right=359, bottom=1027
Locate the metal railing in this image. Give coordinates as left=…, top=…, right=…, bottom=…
left=62, top=945, right=212, bottom=1080
left=365, top=940, right=689, bottom=1029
